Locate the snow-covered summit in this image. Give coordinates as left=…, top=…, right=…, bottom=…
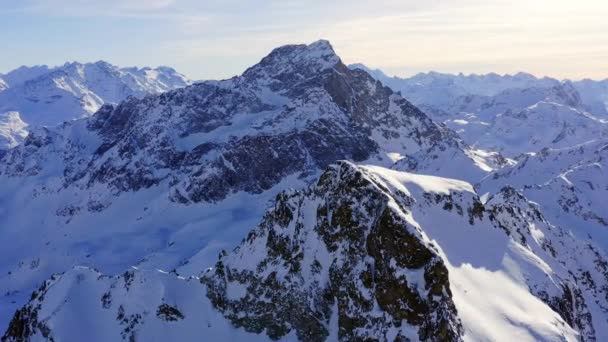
left=240, top=39, right=340, bottom=87
left=0, top=65, right=51, bottom=88
left=2, top=40, right=608, bottom=341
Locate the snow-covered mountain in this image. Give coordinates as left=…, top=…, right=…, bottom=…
left=0, top=40, right=495, bottom=331
left=6, top=161, right=608, bottom=341
left=0, top=62, right=190, bottom=149
left=0, top=65, right=51, bottom=89
left=350, top=65, right=608, bottom=157
left=348, top=65, right=560, bottom=107
left=479, top=139, right=608, bottom=249
left=462, top=99, right=607, bottom=157
left=2, top=40, right=608, bottom=341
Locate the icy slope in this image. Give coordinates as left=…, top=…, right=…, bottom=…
left=8, top=162, right=608, bottom=341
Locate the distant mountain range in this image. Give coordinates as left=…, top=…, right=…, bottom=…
left=350, top=64, right=608, bottom=157
left=1, top=42, right=608, bottom=341
left=0, top=61, right=190, bottom=149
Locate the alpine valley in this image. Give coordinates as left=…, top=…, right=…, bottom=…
left=1, top=40, right=607, bottom=342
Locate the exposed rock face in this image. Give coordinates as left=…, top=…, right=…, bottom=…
left=200, top=161, right=608, bottom=341
left=203, top=161, right=463, bottom=341
left=2, top=277, right=55, bottom=342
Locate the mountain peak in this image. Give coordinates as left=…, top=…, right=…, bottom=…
left=92, top=60, right=114, bottom=69
left=242, top=39, right=341, bottom=81
left=307, top=38, right=334, bottom=53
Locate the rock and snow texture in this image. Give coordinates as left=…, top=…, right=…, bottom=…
left=0, top=61, right=190, bottom=149
left=6, top=162, right=608, bottom=341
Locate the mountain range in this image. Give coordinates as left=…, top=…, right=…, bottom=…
left=0, top=61, right=190, bottom=150
left=1, top=41, right=607, bottom=341
left=351, top=64, right=608, bottom=158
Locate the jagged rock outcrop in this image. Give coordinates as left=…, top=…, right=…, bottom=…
left=203, top=161, right=462, bottom=341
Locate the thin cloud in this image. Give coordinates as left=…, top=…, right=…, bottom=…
left=1, top=0, right=607, bottom=79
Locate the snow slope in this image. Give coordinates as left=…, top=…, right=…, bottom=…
left=470, top=101, right=607, bottom=156
left=573, top=79, right=608, bottom=118
left=2, top=267, right=284, bottom=342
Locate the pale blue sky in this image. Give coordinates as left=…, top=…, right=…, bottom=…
left=1, top=0, right=607, bottom=80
